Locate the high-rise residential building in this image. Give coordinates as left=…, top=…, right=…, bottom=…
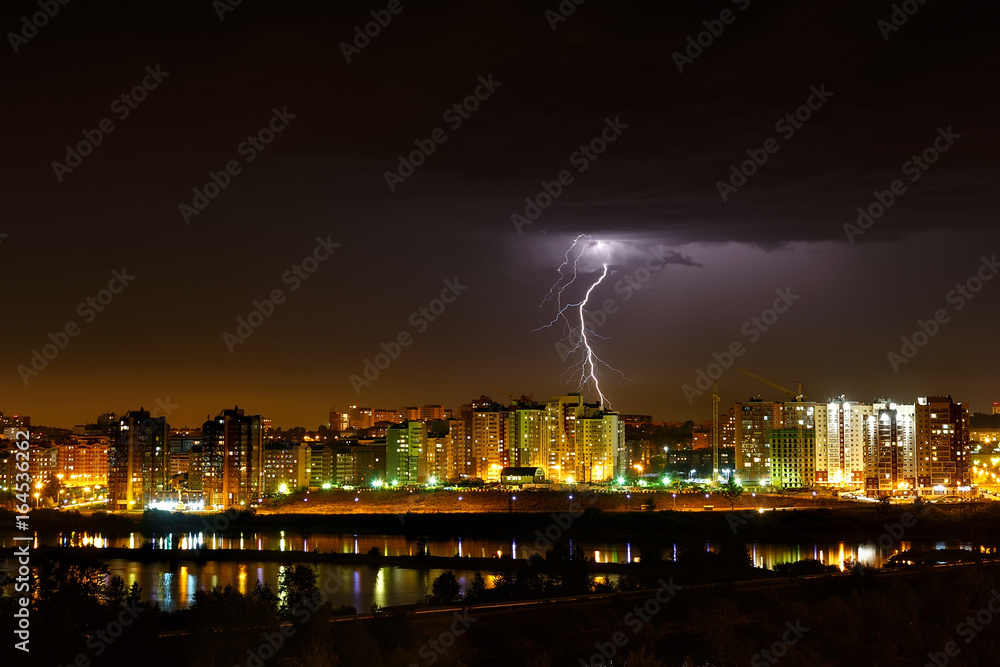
left=814, top=398, right=870, bottom=488
left=27, top=442, right=59, bottom=489
left=329, top=409, right=349, bottom=434
left=386, top=421, right=425, bottom=484
left=472, top=405, right=510, bottom=481
left=264, top=441, right=309, bottom=494
left=308, top=443, right=335, bottom=487
left=57, top=436, right=109, bottom=486
left=446, top=418, right=472, bottom=481
left=576, top=410, right=623, bottom=483
left=993, top=402, right=1000, bottom=416
left=509, top=405, right=548, bottom=470
left=333, top=442, right=386, bottom=486
left=733, top=400, right=780, bottom=484
left=399, top=406, right=421, bottom=422
left=545, top=394, right=584, bottom=482
left=768, top=428, right=816, bottom=488
left=425, top=435, right=450, bottom=482
left=347, top=406, right=374, bottom=430
left=915, top=396, right=970, bottom=494
left=734, top=400, right=817, bottom=486
left=863, top=403, right=916, bottom=497
left=108, top=409, right=169, bottom=510
left=0, top=413, right=30, bottom=428
left=421, top=404, right=445, bottom=421
left=372, top=408, right=398, bottom=424
left=200, top=407, right=264, bottom=507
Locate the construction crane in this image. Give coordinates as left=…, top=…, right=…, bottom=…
left=738, top=369, right=809, bottom=489
left=712, top=380, right=720, bottom=485
left=492, top=387, right=534, bottom=407
left=738, top=369, right=807, bottom=402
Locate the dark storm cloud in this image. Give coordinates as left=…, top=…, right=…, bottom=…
left=0, top=0, right=996, bottom=425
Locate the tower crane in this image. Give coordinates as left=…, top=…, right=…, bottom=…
left=738, top=369, right=810, bottom=489
left=737, top=369, right=807, bottom=402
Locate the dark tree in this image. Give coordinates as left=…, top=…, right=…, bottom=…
left=429, top=571, right=462, bottom=604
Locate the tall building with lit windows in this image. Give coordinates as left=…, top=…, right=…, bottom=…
left=509, top=405, right=548, bottom=470
left=768, top=428, right=816, bottom=488
left=263, top=442, right=308, bottom=494
left=544, top=394, right=584, bottom=482
left=915, top=396, right=969, bottom=495
left=735, top=400, right=816, bottom=486
left=347, top=406, right=374, bottom=430
left=576, top=410, right=623, bottom=483
left=108, top=409, right=169, bottom=510
left=814, top=398, right=870, bottom=488
left=386, top=420, right=425, bottom=484
left=421, top=404, right=445, bottom=421
left=446, top=418, right=472, bottom=481
left=472, top=404, right=510, bottom=482
left=200, top=407, right=264, bottom=507
left=862, top=402, right=916, bottom=497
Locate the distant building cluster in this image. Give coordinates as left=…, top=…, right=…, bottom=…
left=728, top=395, right=990, bottom=497
left=2, top=393, right=997, bottom=509
left=343, top=394, right=624, bottom=486
left=0, top=394, right=625, bottom=510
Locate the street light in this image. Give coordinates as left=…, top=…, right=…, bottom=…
left=626, top=493, right=631, bottom=511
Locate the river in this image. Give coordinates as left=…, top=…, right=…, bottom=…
left=0, top=530, right=983, bottom=612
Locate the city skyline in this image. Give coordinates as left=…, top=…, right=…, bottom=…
left=5, top=383, right=1000, bottom=432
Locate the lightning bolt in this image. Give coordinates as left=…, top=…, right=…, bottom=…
left=535, top=236, right=629, bottom=407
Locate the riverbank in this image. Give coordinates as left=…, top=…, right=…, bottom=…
left=5, top=501, right=1000, bottom=544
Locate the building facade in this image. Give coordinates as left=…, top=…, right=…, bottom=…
left=108, top=409, right=169, bottom=510
left=199, top=407, right=264, bottom=507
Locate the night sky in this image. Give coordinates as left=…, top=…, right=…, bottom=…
left=3, top=0, right=997, bottom=429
